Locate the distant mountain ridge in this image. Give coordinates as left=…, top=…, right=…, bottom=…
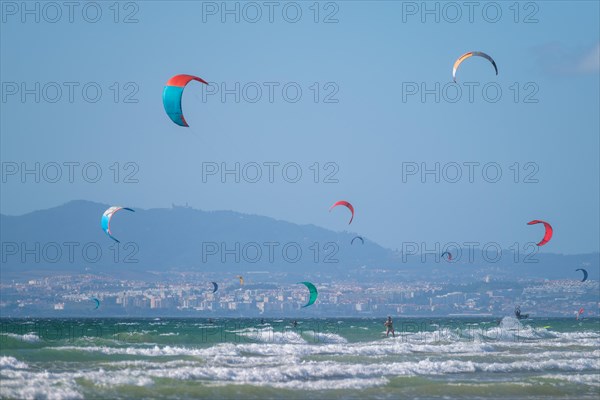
left=1, top=201, right=598, bottom=282
left=0, top=200, right=394, bottom=280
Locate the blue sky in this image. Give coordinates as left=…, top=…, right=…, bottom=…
left=1, top=1, right=599, bottom=254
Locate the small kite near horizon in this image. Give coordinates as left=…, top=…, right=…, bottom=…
left=527, top=220, right=553, bottom=246
left=330, top=201, right=354, bottom=224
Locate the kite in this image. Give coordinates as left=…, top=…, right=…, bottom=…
left=101, top=206, right=134, bottom=243
left=329, top=200, right=354, bottom=224
left=298, top=281, right=318, bottom=308
left=575, top=268, right=588, bottom=282
left=453, top=51, right=498, bottom=82
left=351, top=236, right=364, bottom=245
left=527, top=220, right=553, bottom=246
left=163, top=74, right=208, bottom=127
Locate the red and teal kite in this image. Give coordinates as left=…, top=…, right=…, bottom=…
left=163, top=74, right=208, bottom=127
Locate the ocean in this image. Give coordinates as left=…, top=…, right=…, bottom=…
left=1, top=317, right=598, bottom=399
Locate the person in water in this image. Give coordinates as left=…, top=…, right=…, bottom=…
left=384, top=316, right=395, bottom=337
left=514, top=306, right=529, bottom=319
left=292, top=320, right=298, bottom=328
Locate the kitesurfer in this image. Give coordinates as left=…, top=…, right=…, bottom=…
left=384, top=316, right=395, bottom=337
left=515, top=306, right=529, bottom=320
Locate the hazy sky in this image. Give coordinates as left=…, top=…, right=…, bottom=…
left=1, top=1, right=599, bottom=254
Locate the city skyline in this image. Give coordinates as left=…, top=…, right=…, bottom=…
left=3, top=271, right=596, bottom=318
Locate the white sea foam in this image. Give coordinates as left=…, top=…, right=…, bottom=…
left=476, top=357, right=600, bottom=373
left=232, top=326, right=307, bottom=344
left=193, top=323, right=221, bottom=328
left=50, top=337, right=495, bottom=360
left=8, top=316, right=595, bottom=398
left=81, top=368, right=155, bottom=387
left=535, top=373, right=600, bottom=387
left=50, top=344, right=236, bottom=358
left=29, top=357, right=600, bottom=391
left=303, top=330, right=348, bottom=344
left=1, top=332, right=41, bottom=343
left=0, top=369, right=83, bottom=400
left=5, top=335, right=600, bottom=398
left=0, top=356, right=29, bottom=369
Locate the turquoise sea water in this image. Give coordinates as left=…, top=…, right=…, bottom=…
left=1, top=317, right=599, bottom=399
